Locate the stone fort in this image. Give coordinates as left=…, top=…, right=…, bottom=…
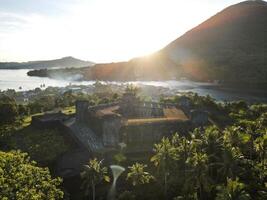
left=32, top=92, right=208, bottom=177
left=70, top=92, right=207, bottom=154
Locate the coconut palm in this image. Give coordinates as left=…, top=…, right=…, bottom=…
left=254, top=134, right=267, bottom=181
left=223, top=126, right=243, bottom=148
left=215, top=178, right=251, bottom=200
left=187, top=152, right=210, bottom=200
left=171, top=133, right=193, bottom=193
left=80, top=158, right=110, bottom=200
left=254, top=134, right=267, bottom=164
left=199, top=126, right=224, bottom=183
left=127, top=163, right=154, bottom=186
left=217, top=146, right=244, bottom=181
left=151, top=137, right=178, bottom=199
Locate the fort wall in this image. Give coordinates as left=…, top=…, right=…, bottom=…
left=120, top=120, right=192, bottom=152
left=102, top=117, right=123, bottom=147
left=76, top=101, right=89, bottom=123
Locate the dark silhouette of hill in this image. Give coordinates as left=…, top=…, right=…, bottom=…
left=83, top=53, right=179, bottom=81
left=162, top=0, right=267, bottom=83
left=83, top=0, right=267, bottom=85
left=0, top=56, right=94, bottom=69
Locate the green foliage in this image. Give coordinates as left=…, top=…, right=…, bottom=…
left=0, top=121, right=22, bottom=149
left=0, top=150, right=63, bottom=200
left=127, top=163, right=154, bottom=186
left=144, top=109, right=267, bottom=199
left=1, top=90, right=267, bottom=200
left=228, top=101, right=248, bottom=112
left=113, top=152, right=127, bottom=164
left=125, top=84, right=140, bottom=96
left=216, top=178, right=251, bottom=200
left=31, top=95, right=56, bottom=113
left=160, top=93, right=221, bottom=112
left=151, top=137, right=179, bottom=169
left=151, top=137, right=179, bottom=199
left=0, top=127, right=71, bottom=165
left=28, top=101, right=44, bottom=114
left=0, top=95, right=18, bottom=124
left=11, top=128, right=71, bottom=164
left=118, top=191, right=136, bottom=200
left=18, top=104, right=29, bottom=116
left=80, top=158, right=110, bottom=200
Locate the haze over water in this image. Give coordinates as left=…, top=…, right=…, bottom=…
left=0, top=69, right=267, bottom=103
left=0, top=69, right=95, bottom=91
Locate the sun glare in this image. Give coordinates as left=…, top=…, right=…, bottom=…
left=0, top=0, right=238, bottom=62
left=60, top=0, right=211, bottom=62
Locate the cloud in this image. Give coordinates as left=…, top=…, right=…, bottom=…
left=0, top=12, right=29, bottom=31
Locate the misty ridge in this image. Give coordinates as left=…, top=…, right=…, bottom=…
left=0, top=56, right=94, bottom=70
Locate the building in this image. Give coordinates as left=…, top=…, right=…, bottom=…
left=31, top=93, right=209, bottom=177
left=71, top=92, right=192, bottom=154
left=32, top=93, right=210, bottom=155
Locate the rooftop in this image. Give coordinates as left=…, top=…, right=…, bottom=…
left=94, top=105, right=120, bottom=118
left=126, top=107, right=188, bottom=125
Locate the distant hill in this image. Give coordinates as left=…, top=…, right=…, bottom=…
left=0, top=56, right=94, bottom=69
left=82, top=0, right=267, bottom=85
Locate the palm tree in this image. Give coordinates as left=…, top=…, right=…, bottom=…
left=254, top=134, right=267, bottom=182
left=125, top=84, right=139, bottom=96
left=201, top=126, right=223, bottom=156
left=80, top=158, right=110, bottom=200
left=151, top=137, right=178, bottom=199
left=171, top=133, right=193, bottom=195
left=215, top=178, right=251, bottom=200
left=200, top=126, right=224, bottom=182
left=127, top=163, right=154, bottom=186
left=187, top=152, right=210, bottom=200
left=217, top=146, right=244, bottom=181
left=223, top=126, right=243, bottom=148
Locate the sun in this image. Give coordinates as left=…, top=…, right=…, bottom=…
left=0, top=0, right=228, bottom=62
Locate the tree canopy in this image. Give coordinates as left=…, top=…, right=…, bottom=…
left=0, top=150, right=63, bottom=200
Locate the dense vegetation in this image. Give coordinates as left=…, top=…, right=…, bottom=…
left=0, top=151, right=63, bottom=200
left=0, top=84, right=120, bottom=165
left=10, top=128, right=72, bottom=164
left=0, top=83, right=119, bottom=116
left=79, top=97, right=267, bottom=200
left=0, top=85, right=266, bottom=199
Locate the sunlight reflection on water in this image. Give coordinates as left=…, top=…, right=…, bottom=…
left=0, top=69, right=266, bottom=103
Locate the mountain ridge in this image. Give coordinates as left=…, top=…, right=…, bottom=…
left=0, top=56, right=94, bottom=69
left=22, top=0, right=267, bottom=86
left=161, top=0, right=267, bottom=82
left=81, top=0, right=267, bottom=84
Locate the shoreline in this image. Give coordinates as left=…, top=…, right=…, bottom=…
left=202, top=84, right=267, bottom=96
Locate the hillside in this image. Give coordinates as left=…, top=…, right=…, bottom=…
left=24, top=1, right=267, bottom=85
left=83, top=53, right=179, bottom=81
left=0, top=56, right=94, bottom=69
left=162, top=0, right=267, bottom=83
left=82, top=0, right=267, bottom=85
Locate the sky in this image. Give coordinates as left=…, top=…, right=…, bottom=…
left=0, top=0, right=244, bottom=63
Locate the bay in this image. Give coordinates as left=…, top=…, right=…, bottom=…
left=0, top=69, right=266, bottom=102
